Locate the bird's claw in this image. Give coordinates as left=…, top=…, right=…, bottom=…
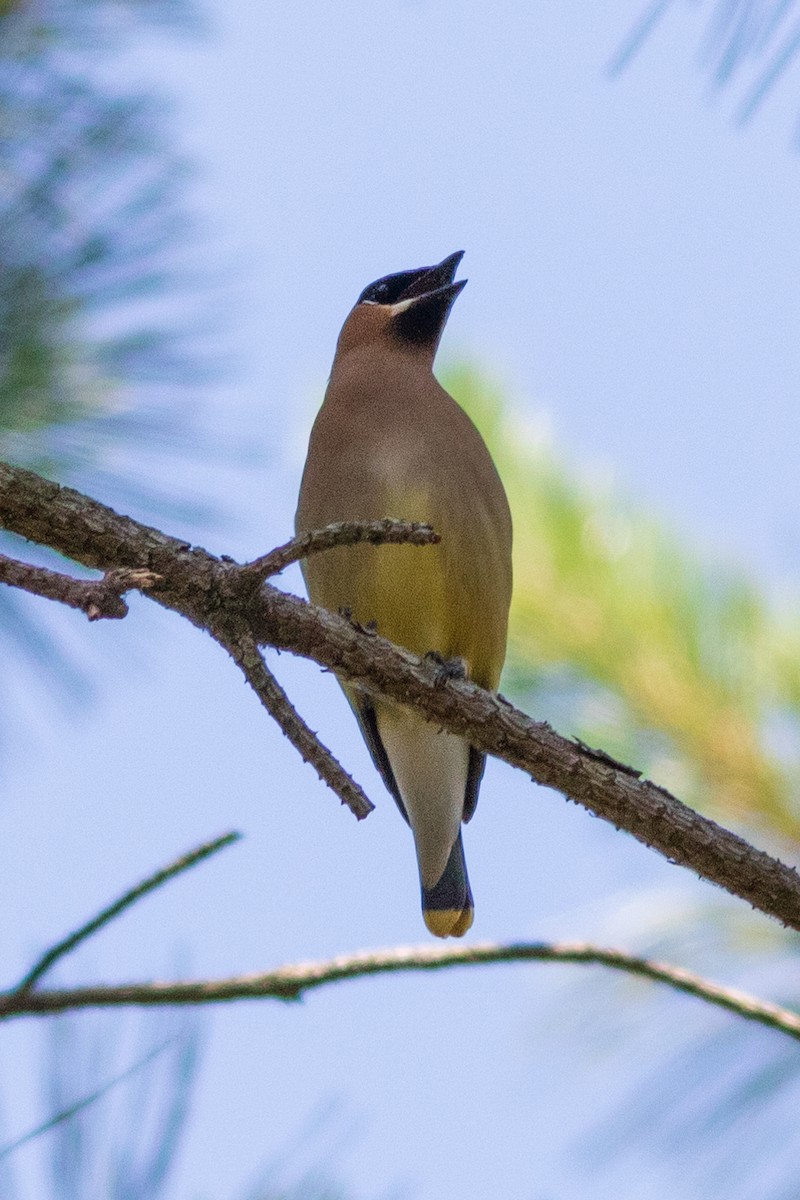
left=425, top=651, right=467, bottom=687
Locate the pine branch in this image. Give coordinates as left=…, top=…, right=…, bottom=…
left=218, top=629, right=374, bottom=819
left=3, top=460, right=800, bottom=937
left=0, top=553, right=159, bottom=620
left=2, top=941, right=799, bottom=1043
left=244, top=518, right=440, bottom=579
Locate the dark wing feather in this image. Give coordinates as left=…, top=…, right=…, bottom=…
left=463, top=748, right=486, bottom=822
left=357, top=696, right=484, bottom=827
left=354, top=698, right=409, bottom=823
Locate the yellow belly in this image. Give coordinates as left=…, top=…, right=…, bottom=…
left=302, top=483, right=488, bottom=681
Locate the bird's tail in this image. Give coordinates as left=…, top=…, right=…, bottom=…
left=421, top=832, right=474, bottom=938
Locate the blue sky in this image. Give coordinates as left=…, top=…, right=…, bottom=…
left=3, top=2, right=800, bottom=1197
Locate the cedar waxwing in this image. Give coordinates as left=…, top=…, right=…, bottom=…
left=296, top=252, right=512, bottom=937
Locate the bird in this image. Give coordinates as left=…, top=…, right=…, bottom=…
left=295, top=251, right=512, bottom=937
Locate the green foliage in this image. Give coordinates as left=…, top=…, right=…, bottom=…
left=445, top=363, right=800, bottom=1197
left=446, top=364, right=800, bottom=842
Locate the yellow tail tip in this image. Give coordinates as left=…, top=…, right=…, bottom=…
left=423, top=907, right=474, bottom=938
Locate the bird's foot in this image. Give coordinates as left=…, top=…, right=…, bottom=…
left=425, top=651, right=468, bottom=687
left=340, top=607, right=378, bottom=636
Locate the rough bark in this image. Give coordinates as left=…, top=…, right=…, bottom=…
left=2, top=461, right=800, bottom=933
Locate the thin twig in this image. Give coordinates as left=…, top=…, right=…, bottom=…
left=0, top=1036, right=179, bottom=1161
left=15, top=832, right=241, bottom=993
left=3, top=941, right=800, bottom=1043
left=0, top=553, right=160, bottom=620
left=244, top=518, right=440, bottom=580
left=221, top=631, right=373, bottom=819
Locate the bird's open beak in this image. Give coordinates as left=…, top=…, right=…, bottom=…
left=388, top=252, right=467, bottom=347
left=396, top=251, right=465, bottom=302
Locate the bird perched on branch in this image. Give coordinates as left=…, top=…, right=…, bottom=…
left=296, top=252, right=512, bottom=936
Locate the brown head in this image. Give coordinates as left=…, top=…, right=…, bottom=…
left=333, top=251, right=467, bottom=368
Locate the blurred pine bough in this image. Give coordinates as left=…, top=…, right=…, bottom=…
left=445, top=365, right=800, bottom=844
left=611, top=0, right=800, bottom=141
left=448, top=363, right=800, bottom=1198
left=0, top=0, right=217, bottom=719
left=0, top=0, right=203, bottom=470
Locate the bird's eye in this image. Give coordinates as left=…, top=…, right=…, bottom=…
left=357, top=269, right=424, bottom=306
left=359, top=281, right=390, bottom=305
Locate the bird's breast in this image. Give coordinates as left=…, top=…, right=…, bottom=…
left=296, top=365, right=511, bottom=688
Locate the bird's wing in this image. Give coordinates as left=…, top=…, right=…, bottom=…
left=463, top=748, right=486, bottom=823
left=353, top=689, right=484, bottom=827
left=351, top=694, right=409, bottom=823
